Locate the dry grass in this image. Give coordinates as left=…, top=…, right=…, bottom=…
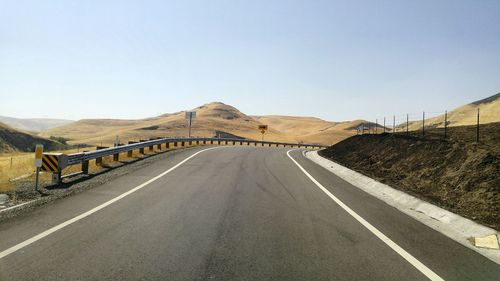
left=39, top=102, right=361, bottom=147
left=0, top=154, right=34, bottom=192
left=403, top=96, right=500, bottom=131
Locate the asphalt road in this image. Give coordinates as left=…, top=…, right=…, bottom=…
left=0, top=146, right=498, bottom=280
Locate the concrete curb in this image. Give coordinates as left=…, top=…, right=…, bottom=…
left=305, top=150, right=500, bottom=265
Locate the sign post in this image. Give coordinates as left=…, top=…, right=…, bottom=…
left=258, top=125, right=268, bottom=141
left=185, top=111, right=197, bottom=138
left=34, top=144, right=43, bottom=193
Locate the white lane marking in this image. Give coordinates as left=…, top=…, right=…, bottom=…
left=286, top=149, right=444, bottom=281
left=0, top=147, right=219, bottom=260
left=0, top=200, right=35, bottom=213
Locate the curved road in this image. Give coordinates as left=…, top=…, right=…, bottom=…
left=0, top=146, right=498, bottom=280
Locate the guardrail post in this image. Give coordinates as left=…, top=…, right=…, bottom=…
left=157, top=143, right=162, bottom=150
left=174, top=142, right=178, bottom=147
left=96, top=146, right=108, bottom=166
left=113, top=153, right=119, bottom=162
left=127, top=141, right=137, bottom=157
left=196, top=140, right=200, bottom=145
left=218, top=140, right=221, bottom=145
left=232, top=141, right=236, bottom=145
left=82, top=160, right=89, bottom=174
left=139, top=140, right=147, bottom=154
left=189, top=141, right=192, bottom=146
left=181, top=141, right=185, bottom=147
left=166, top=142, right=170, bottom=148
left=52, top=172, right=62, bottom=185
left=203, top=140, right=206, bottom=145
left=225, top=140, right=228, bottom=145
left=210, top=140, right=213, bottom=144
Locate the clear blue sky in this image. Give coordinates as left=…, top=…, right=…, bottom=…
left=1, top=0, right=499, bottom=121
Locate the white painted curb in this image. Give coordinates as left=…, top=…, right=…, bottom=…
left=305, top=150, right=500, bottom=265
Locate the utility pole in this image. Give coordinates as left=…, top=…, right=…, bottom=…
left=375, top=119, right=378, bottom=134
left=383, top=117, right=386, bottom=133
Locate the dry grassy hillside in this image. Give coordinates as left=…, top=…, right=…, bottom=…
left=402, top=93, right=500, bottom=131
left=0, top=122, right=66, bottom=154
left=254, top=115, right=362, bottom=144
left=41, top=102, right=295, bottom=146
left=0, top=116, right=73, bottom=132
left=40, top=102, right=361, bottom=146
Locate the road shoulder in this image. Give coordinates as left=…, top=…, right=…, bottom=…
left=305, top=149, right=500, bottom=265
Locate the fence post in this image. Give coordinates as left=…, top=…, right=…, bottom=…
left=406, top=114, right=409, bottom=135
left=393, top=116, right=395, bottom=134
left=476, top=108, right=480, bottom=143
left=422, top=111, right=425, bottom=138
left=444, top=110, right=448, bottom=139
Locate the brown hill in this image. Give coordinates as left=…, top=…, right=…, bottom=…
left=40, top=102, right=361, bottom=146
left=41, top=102, right=293, bottom=146
left=0, top=116, right=74, bottom=132
left=0, top=122, right=67, bottom=154
left=401, top=93, right=500, bottom=131
left=254, top=116, right=362, bottom=144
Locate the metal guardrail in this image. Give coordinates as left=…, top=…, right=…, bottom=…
left=43, top=137, right=326, bottom=184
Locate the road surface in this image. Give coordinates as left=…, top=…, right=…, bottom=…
left=0, top=146, right=498, bottom=280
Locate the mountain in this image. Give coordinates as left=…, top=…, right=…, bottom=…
left=0, top=122, right=67, bottom=154
left=401, top=93, right=500, bottom=130
left=0, top=116, right=74, bottom=132
left=40, top=102, right=361, bottom=146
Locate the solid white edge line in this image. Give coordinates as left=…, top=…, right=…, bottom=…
left=287, top=149, right=445, bottom=281
left=0, top=200, right=35, bottom=213
left=0, top=147, right=219, bottom=260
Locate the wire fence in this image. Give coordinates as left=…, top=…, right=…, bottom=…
left=356, top=108, right=493, bottom=143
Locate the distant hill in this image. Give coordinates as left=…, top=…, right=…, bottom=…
left=253, top=115, right=363, bottom=144
left=0, top=122, right=67, bottom=154
left=400, top=93, right=500, bottom=130
left=0, top=116, right=74, bottom=132
left=40, top=102, right=363, bottom=146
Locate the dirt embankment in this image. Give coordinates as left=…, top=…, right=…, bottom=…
left=319, top=122, right=500, bottom=230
